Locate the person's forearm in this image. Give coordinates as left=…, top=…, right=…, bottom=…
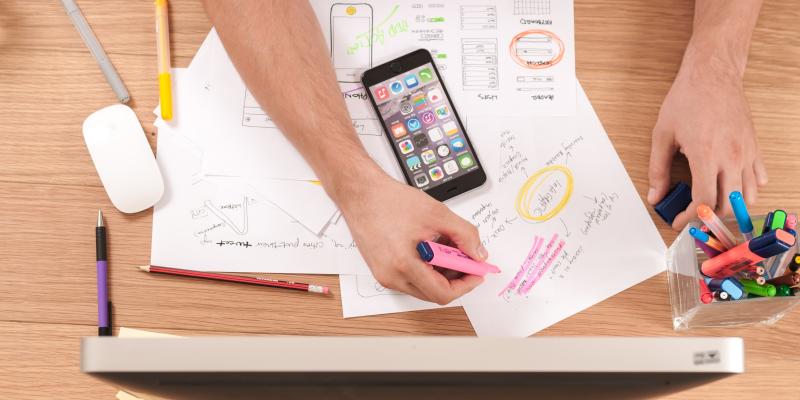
left=202, top=1, right=383, bottom=204
left=684, top=0, right=763, bottom=78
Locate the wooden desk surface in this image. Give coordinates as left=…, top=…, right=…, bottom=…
left=1, top=1, right=798, bottom=398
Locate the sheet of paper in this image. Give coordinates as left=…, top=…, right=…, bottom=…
left=339, top=274, right=459, bottom=318
left=193, top=0, right=575, bottom=179
left=151, top=122, right=363, bottom=274
left=447, top=83, right=666, bottom=337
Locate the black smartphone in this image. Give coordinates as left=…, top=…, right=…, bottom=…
left=362, top=49, right=486, bottom=202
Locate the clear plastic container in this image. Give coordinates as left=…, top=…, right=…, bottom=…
left=667, top=214, right=799, bottom=330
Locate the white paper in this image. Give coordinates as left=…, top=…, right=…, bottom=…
left=339, top=275, right=459, bottom=318
left=450, top=83, right=666, bottom=337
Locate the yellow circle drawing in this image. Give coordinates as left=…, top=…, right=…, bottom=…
left=346, top=6, right=357, bottom=15
left=515, top=165, right=574, bottom=222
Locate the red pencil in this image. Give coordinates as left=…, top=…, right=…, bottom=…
left=138, top=265, right=330, bottom=294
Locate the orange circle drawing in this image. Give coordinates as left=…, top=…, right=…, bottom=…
left=509, top=30, right=565, bottom=69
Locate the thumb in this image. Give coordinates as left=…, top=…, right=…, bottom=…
left=435, top=208, right=488, bottom=261
left=647, top=128, right=677, bottom=205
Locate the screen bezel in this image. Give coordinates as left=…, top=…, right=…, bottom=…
left=362, top=49, right=486, bottom=202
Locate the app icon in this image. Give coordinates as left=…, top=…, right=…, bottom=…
left=449, top=137, right=465, bottom=151
left=434, top=105, right=450, bottom=119
left=420, top=111, right=436, bottom=125
left=457, top=153, right=475, bottom=169
left=427, top=127, right=444, bottom=142
left=406, top=155, right=422, bottom=171
left=413, top=134, right=429, bottom=148
left=429, top=166, right=444, bottom=181
left=404, top=74, right=419, bottom=89
left=419, top=68, right=434, bottom=83
left=414, top=173, right=429, bottom=187
left=375, top=86, right=389, bottom=101
left=406, top=118, right=421, bottom=132
left=412, top=94, right=428, bottom=110
left=390, top=81, right=404, bottom=95
left=442, top=120, right=458, bottom=136
left=421, top=149, right=437, bottom=165
left=443, top=160, right=459, bottom=175
left=400, top=102, right=413, bottom=115
left=391, top=122, right=407, bottom=138
left=427, top=88, right=443, bottom=103
left=436, top=144, right=451, bottom=158
left=399, top=139, right=414, bottom=154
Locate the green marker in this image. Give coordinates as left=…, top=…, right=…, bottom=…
left=776, top=284, right=794, bottom=297
left=740, top=279, right=776, bottom=297
left=771, top=210, right=787, bottom=231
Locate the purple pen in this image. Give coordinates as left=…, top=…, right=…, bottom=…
left=96, top=210, right=111, bottom=336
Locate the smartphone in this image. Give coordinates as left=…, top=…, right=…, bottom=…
left=330, top=3, right=373, bottom=83
left=362, top=49, right=486, bottom=202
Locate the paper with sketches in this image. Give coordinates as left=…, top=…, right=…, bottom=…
left=339, top=274, right=459, bottom=318
left=194, top=0, right=575, bottom=179
left=446, top=83, right=666, bottom=337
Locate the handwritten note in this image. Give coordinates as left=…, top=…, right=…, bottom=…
left=449, top=83, right=665, bottom=337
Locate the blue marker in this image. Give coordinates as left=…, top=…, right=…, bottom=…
left=729, top=191, right=753, bottom=240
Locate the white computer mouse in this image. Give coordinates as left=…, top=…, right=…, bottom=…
left=83, top=104, right=164, bottom=213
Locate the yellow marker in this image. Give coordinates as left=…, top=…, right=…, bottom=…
left=155, top=0, right=173, bottom=120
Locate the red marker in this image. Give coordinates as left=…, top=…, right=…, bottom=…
left=699, top=279, right=713, bottom=304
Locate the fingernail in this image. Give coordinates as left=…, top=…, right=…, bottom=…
left=647, top=187, right=657, bottom=204
left=476, top=244, right=488, bottom=260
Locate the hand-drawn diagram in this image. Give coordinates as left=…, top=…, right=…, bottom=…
left=515, top=165, right=574, bottom=222
left=460, top=5, right=497, bottom=30
left=509, top=30, right=564, bottom=69
left=330, top=3, right=374, bottom=83
left=203, top=197, right=250, bottom=235
left=462, top=38, right=499, bottom=91
left=513, top=0, right=551, bottom=15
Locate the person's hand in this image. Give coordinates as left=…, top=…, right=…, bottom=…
left=334, top=166, right=488, bottom=305
left=647, top=53, right=768, bottom=230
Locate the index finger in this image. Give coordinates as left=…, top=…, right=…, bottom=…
left=405, top=260, right=484, bottom=305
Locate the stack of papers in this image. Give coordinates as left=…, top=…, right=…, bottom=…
left=151, top=0, right=666, bottom=337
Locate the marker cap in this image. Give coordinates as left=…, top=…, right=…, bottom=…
left=729, top=191, right=753, bottom=234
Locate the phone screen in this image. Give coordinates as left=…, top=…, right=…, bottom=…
left=368, top=63, right=480, bottom=190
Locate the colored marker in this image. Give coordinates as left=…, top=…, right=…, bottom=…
left=740, top=279, right=776, bottom=297
left=416, top=241, right=500, bottom=276
left=776, top=284, right=794, bottom=297
left=694, top=238, right=722, bottom=258
left=714, top=290, right=730, bottom=301
left=701, top=229, right=796, bottom=278
left=789, top=254, right=800, bottom=273
left=697, top=204, right=737, bottom=249
left=689, top=227, right=726, bottom=253
left=786, top=214, right=797, bottom=230
left=96, top=210, right=111, bottom=336
left=698, top=279, right=713, bottom=304
left=767, top=273, right=800, bottom=287
left=761, top=212, right=774, bottom=236
left=771, top=210, right=787, bottom=231
left=729, top=191, right=754, bottom=241
left=705, top=277, right=745, bottom=300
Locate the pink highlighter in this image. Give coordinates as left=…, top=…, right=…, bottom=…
left=417, top=241, right=500, bottom=277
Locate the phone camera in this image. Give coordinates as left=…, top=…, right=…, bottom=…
left=390, top=62, right=403, bottom=73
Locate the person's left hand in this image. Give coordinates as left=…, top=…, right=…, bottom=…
left=647, top=55, right=768, bottom=229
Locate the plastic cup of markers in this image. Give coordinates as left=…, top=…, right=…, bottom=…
left=666, top=214, right=800, bottom=330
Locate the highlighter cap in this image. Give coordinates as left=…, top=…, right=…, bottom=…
left=728, top=191, right=753, bottom=233
left=416, top=241, right=435, bottom=262
left=750, top=229, right=796, bottom=258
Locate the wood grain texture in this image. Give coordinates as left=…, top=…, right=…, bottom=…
left=0, top=0, right=798, bottom=398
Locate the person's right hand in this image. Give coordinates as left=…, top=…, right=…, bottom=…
left=334, top=166, right=488, bottom=305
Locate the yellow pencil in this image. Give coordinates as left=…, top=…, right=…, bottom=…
left=155, top=0, right=173, bottom=120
